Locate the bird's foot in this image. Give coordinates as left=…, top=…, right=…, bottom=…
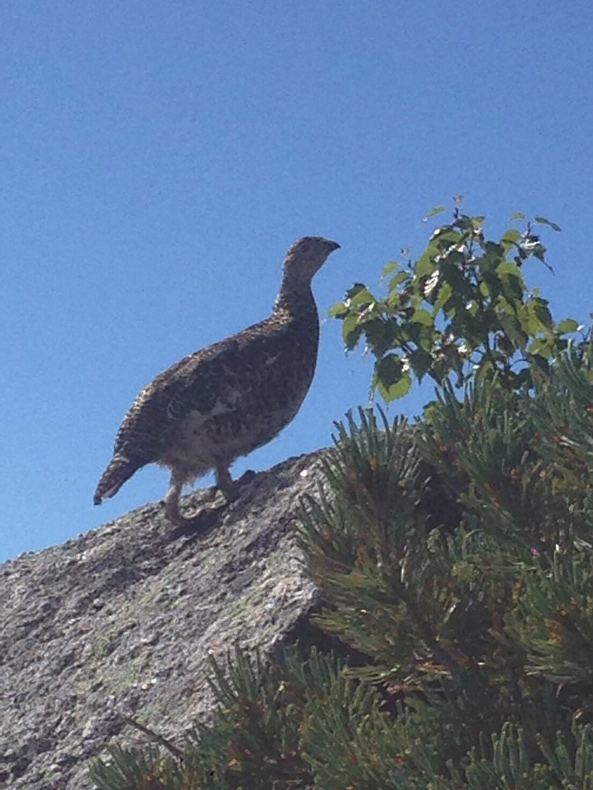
left=168, top=508, right=203, bottom=528
left=217, top=469, right=256, bottom=502
left=164, top=483, right=210, bottom=529
left=168, top=505, right=224, bottom=539
left=215, top=463, right=257, bottom=503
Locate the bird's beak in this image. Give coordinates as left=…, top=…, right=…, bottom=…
left=326, top=240, right=340, bottom=252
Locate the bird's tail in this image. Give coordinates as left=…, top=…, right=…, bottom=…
left=94, top=454, right=143, bottom=505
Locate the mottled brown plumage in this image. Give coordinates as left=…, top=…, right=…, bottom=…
left=94, top=236, right=340, bottom=526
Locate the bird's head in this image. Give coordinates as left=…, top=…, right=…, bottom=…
left=282, top=236, right=340, bottom=284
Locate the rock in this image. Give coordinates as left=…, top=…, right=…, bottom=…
left=0, top=451, right=326, bottom=789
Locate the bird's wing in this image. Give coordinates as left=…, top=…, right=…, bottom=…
left=165, top=322, right=287, bottom=424
left=109, top=321, right=279, bottom=453
left=165, top=340, right=243, bottom=422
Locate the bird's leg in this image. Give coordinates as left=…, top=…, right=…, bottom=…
left=164, top=477, right=191, bottom=526
left=164, top=474, right=210, bottom=527
left=164, top=472, right=227, bottom=535
left=215, top=462, right=238, bottom=503
left=164, top=465, right=238, bottom=528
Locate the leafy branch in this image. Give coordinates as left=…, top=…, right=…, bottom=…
left=331, top=204, right=580, bottom=400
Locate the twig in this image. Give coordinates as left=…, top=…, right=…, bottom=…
left=123, top=715, right=184, bottom=760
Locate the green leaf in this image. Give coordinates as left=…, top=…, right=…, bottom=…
left=386, top=287, right=410, bottom=312
left=496, top=261, right=524, bottom=281
left=534, top=216, right=562, bottom=232
left=374, top=354, right=403, bottom=388
left=528, top=336, right=554, bottom=359
left=501, top=229, right=522, bottom=246
left=341, top=313, right=365, bottom=350
left=516, top=302, right=538, bottom=336
left=423, top=205, right=447, bottom=222
left=530, top=298, right=554, bottom=330
left=345, top=282, right=367, bottom=297
left=556, top=318, right=580, bottom=334
left=345, top=283, right=374, bottom=306
left=411, top=307, right=434, bottom=327
left=386, top=370, right=412, bottom=400
left=479, top=280, right=491, bottom=299
left=470, top=216, right=485, bottom=233
left=374, top=358, right=412, bottom=401
left=416, top=250, right=437, bottom=278
left=381, top=260, right=400, bottom=279
left=433, top=280, right=454, bottom=314
left=418, top=322, right=438, bottom=352
left=443, top=248, right=468, bottom=266
left=496, top=307, right=529, bottom=350
left=431, top=227, right=463, bottom=248
left=483, top=241, right=505, bottom=259
left=363, top=318, right=399, bottom=357
left=408, top=348, right=434, bottom=381
left=329, top=301, right=349, bottom=318
left=454, top=215, right=475, bottom=233
left=387, top=270, right=411, bottom=291
left=440, top=259, right=473, bottom=299
left=510, top=211, right=526, bottom=221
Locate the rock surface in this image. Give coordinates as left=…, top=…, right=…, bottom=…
left=0, top=451, right=325, bottom=789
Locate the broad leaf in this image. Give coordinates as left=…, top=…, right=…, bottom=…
left=534, top=216, right=562, bottom=232
left=423, top=204, right=447, bottom=221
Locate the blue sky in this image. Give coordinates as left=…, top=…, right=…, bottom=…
left=2, top=1, right=593, bottom=562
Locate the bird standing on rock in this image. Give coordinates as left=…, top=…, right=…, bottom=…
left=94, top=236, right=340, bottom=527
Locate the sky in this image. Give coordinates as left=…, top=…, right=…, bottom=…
left=2, top=1, right=593, bottom=562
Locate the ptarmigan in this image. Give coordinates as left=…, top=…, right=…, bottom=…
left=94, top=236, right=340, bottom=527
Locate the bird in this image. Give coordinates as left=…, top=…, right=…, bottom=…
left=94, top=236, right=340, bottom=527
